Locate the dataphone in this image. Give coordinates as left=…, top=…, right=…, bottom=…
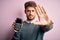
left=15, top=18, right=23, bottom=31
left=15, top=18, right=23, bottom=24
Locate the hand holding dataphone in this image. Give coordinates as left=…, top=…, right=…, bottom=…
left=12, top=18, right=23, bottom=32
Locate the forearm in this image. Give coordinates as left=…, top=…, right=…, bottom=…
left=11, top=31, right=20, bottom=40
left=40, top=23, right=53, bottom=32
left=11, top=23, right=21, bottom=40
left=32, top=20, right=53, bottom=26
left=43, top=20, right=53, bottom=26
left=39, top=20, right=53, bottom=32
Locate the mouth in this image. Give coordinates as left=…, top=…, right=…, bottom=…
left=27, top=15, right=35, bottom=20
left=29, top=15, right=33, bottom=17
left=29, top=15, right=33, bottom=16
left=27, top=15, right=34, bottom=19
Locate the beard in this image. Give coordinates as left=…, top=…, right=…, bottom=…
left=27, top=15, right=35, bottom=21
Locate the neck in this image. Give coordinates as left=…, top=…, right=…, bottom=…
left=27, top=19, right=33, bottom=22
left=27, top=17, right=35, bottom=22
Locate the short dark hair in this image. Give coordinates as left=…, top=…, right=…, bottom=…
left=24, top=1, right=37, bottom=9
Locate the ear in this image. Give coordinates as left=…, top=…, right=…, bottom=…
left=24, top=10, right=26, bottom=14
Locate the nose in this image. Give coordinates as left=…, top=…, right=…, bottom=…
left=30, top=11, right=32, bottom=14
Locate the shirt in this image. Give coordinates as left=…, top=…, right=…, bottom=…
left=11, top=18, right=53, bottom=40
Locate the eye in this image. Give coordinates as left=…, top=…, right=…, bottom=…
left=32, top=10, right=34, bottom=12
left=26, top=10, right=30, bottom=12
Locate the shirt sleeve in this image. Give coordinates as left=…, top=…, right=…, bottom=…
left=11, top=23, right=21, bottom=40
left=40, top=20, right=53, bottom=33
left=11, top=31, right=21, bottom=40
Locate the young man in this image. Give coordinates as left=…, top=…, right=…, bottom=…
left=11, top=1, right=53, bottom=40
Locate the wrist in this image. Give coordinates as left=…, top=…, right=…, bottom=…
left=14, top=30, right=18, bottom=32
left=46, top=20, right=53, bottom=26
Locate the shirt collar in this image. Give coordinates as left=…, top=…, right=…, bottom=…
left=25, top=15, right=39, bottom=23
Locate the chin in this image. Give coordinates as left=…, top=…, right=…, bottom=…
left=30, top=18, right=33, bottom=20
left=29, top=17, right=34, bottom=19
left=29, top=17, right=34, bottom=20
left=27, top=16, right=35, bottom=20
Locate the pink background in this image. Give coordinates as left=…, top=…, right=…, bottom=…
left=0, top=0, right=60, bottom=40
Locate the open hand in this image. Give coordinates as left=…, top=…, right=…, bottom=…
left=33, top=4, right=51, bottom=26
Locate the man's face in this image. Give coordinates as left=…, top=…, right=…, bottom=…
left=25, top=6, right=36, bottom=20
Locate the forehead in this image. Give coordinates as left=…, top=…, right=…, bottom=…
left=26, top=6, right=35, bottom=10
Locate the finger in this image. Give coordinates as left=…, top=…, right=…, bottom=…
left=38, top=5, right=47, bottom=17
left=35, top=3, right=43, bottom=15
left=12, top=22, right=16, bottom=28
left=36, top=4, right=49, bottom=21
left=36, top=4, right=47, bottom=18
left=41, top=6, right=49, bottom=20
left=41, top=6, right=46, bottom=14
left=38, top=5, right=43, bottom=14
left=41, top=6, right=49, bottom=17
left=35, top=7, right=41, bottom=21
left=12, top=22, right=14, bottom=25
left=37, top=5, right=46, bottom=19
left=36, top=3, right=43, bottom=14
left=35, top=5, right=44, bottom=21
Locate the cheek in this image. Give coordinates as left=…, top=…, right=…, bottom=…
left=26, top=14, right=30, bottom=17
left=25, top=12, right=29, bottom=16
left=33, top=12, right=36, bottom=16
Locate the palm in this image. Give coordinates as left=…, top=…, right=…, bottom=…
left=35, top=4, right=50, bottom=25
